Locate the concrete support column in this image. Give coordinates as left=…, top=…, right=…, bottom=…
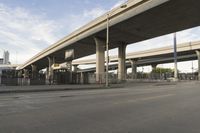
left=23, top=69, right=29, bottom=79
left=66, top=61, right=72, bottom=71
left=73, top=65, right=78, bottom=84
left=118, top=44, right=127, bottom=81
left=31, top=64, right=38, bottom=79
left=151, top=64, right=158, bottom=80
left=151, top=64, right=158, bottom=71
left=125, top=67, right=128, bottom=80
left=47, top=57, right=54, bottom=84
left=45, top=67, right=49, bottom=84
left=94, top=37, right=105, bottom=83
left=17, top=70, right=23, bottom=86
left=80, top=72, right=84, bottom=84
left=23, top=69, right=29, bottom=85
left=73, top=65, right=78, bottom=73
left=17, top=70, right=23, bottom=78
left=66, top=61, right=72, bottom=83
left=196, top=50, right=200, bottom=80
left=130, top=59, right=137, bottom=79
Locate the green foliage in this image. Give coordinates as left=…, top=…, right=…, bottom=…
left=151, top=67, right=173, bottom=73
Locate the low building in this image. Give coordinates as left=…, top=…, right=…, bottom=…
left=0, top=58, right=3, bottom=64
left=0, top=65, right=19, bottom=85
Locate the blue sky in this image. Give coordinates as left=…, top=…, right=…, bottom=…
left=0, top=0, right=126, bottom=62
left=0, top=0, right=200, bottom=72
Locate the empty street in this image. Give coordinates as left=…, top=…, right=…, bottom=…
left=0, top=81, right=200, bottom=133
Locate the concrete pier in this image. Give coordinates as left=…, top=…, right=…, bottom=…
left=31, top=64, right=38, bottom=79
left=118, top=44, right=126, bottom=81
left=130, top=59, right=137, bottom=79
left=196, top=50, right=200, bottom=80
left=94, top=37, right=105, bottom=84
left=47, top=57, right=55, bottom=84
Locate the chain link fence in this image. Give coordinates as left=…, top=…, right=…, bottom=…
left=0, top=70, right=199, bottom=86
left=126, top=72, right=199, bottom=81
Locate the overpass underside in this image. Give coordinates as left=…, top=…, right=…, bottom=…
left=70, top=0, right=200, bottom=62
left=19, top=0, right=200, bottom=84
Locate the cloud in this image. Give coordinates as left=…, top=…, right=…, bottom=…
left=59, top=7, right=107, bottom=34
left=83, top=7, right=106, bottom=19
left=62, top=0, right=200, bottom=72
left=0, top=3, right=62, bottom=64
left=0, top=1, right=109, bottom=64
left=111, top=0, right=127, bottom=9
left=59, top=0, right=129, bottom=34
left=176, top=27, right=200, bottom=43
left=126, top=26, right=200, bottom=53
left=0, top=0, right=126, bottom=65
left=1, top=0, right=199, bottom=73
left=126, top=26, right=200, bottom=73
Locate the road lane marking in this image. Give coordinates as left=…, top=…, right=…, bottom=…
left=114, top=94, right=175, bottom=105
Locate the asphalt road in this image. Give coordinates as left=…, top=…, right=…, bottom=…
left=0, top=81, right=200, bottom=133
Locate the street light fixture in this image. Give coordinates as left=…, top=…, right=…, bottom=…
left=106, top=4, right=127, bottom=87
left=120, top=4, right=128, bottom=8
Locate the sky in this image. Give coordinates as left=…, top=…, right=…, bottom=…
left=0, top=0, right=200, bottom=73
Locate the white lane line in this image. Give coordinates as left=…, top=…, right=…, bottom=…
left=114, top=94, right=175, bottom=105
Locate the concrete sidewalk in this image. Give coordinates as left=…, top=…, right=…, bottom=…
left=0, top=84, right=125, bottom=94
left=1, top=80, right=195, bottom=94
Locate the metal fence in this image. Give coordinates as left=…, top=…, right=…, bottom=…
left=0, top=71, right=198, bottom=86
left=127, top=72, right=199, bottom=81
left=73, top=73, right=119, bottom=84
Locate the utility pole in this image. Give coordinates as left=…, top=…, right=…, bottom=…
left=105, top=4, right=127, bottom=87
left=106, top=13, right=109, bottom=87
left=173, top=33, right=178, bottom=80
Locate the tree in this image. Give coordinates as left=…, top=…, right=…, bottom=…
left=151, top=67, right=173, bottom=73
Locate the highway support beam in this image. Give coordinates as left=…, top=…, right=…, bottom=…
left=80, top=72, right=84, bottom=84
left=196, top=50, right=200, bottom=80
left=118, top=44, right=127, bottom=82
left=73, top=65, right=78, bottom=73
left=151, top=64, right=158, bottom=71
left=73, top=65, right=78, bottom=84
left=31, top=64, right=38, bottom=79
left=46, top=67, right=49, bottom=84
left=47, top=57, right=55, bottom=85
left=130, top=59, right=137, bottom=79
left=94, top=37, right=105, bottom=84
left=151, top=64, right=158, bottom=80
left=23, top=69, right=29, bottom=79
left=66, top=61, right=73, bottom=83
left=22, top=69, right=29, bottom=85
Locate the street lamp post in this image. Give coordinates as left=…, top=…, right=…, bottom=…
left=106, top=14, right=109, bottom=87
left=105, top=4, right=127, bottom=87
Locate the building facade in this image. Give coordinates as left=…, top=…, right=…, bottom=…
left=3, top=51, right=10, bottom=64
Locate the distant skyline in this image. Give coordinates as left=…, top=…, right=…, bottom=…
left=0, top=0, right=200, bottom=72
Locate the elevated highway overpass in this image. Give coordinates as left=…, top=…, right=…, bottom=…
left=73, top=41, right=200, bottom=79
left=17, top=0, right=200, bottom=82
left=73, top=41, right=200, bottom=66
